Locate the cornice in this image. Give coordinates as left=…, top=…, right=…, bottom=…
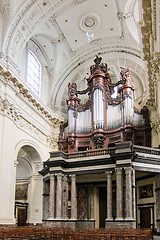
left=0, top=64, right=62, bottom=127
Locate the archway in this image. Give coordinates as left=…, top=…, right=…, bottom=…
left=15, top=145, right=43, bottom=225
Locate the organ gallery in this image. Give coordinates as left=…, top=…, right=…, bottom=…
left=58, top=56, right=151, bottom=152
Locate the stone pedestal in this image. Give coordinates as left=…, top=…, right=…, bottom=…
left=105, top=219, right=136, bottom=229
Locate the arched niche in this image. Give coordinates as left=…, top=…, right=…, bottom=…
left=15, top=145, right=43, bottom=226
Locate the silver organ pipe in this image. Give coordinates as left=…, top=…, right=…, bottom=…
left=107, top=104, right=122, bottom=129
left=124, top=96, right=134, bottom=125
left=68, top=109, right=75, bottom=133
left=93, top=89, right=104, bottom=129
left=77, top=109, right=92, bottom=133
left=134, top=113, right=145, bottom=127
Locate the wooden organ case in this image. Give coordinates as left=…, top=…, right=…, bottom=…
left=58, top=56, right=151, bottom=153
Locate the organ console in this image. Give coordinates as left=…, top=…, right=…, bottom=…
left=58, top=56, right=151, bottom=153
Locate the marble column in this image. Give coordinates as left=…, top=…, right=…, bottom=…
left=71, top=175, right=77, bottom=219
left=155, top=173, right=160, bottom=232
left=49, top=175, right=55, bottom=219
left=56, top=173, right=62, bottom=219
left=88, top=185, right=94, bottom=219
left=116, top=168, right=123, bottom=220
left=132, top=169, right=136, bottom=220
left=62, top=175, right=68, bottom=219
left=43, top=180, right=50, bottom=219
left=106, top=171, right=113, bottom=220
left=124, top=167, right=132, bottom=219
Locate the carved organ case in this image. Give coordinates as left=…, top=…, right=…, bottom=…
left=58, top=56, right=151, bottom=153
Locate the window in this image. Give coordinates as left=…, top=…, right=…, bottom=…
left=26, top=50, right=41, bottom=96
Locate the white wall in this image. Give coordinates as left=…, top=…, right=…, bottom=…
left=0, top=62, right=61, bottom=224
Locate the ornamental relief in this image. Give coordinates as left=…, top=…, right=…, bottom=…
left=0, top=95, right=58, bottom=148
left=151, top=115, right=160, bottom=133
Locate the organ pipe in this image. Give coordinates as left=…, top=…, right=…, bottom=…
left=93, top=89, right=104, bottom=129
left=77, top=109, right=92, bottom=133
left=68, top=109, right=75, bottom=133
left=107, top=104, right=122, bottom=130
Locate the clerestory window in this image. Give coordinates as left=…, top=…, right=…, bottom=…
left=26, top=50, right=41, bottom=96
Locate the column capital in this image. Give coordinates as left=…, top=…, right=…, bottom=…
left=106, top=171, right=112, bottom=176
left=70, top=174, right=76, bottom=181
left=106, top=171, right=113, bottom=179
left=115, top=167, right=123, bottom=174
left=56, top=173, right=63, bottom=180
left=50, top=174, right=55, bottom=180
left=124, top=167, right=132, bottom=174
left=63, top=175, right=68, bottom=180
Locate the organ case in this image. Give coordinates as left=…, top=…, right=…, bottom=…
left=58, top=56, right=151, bottom=153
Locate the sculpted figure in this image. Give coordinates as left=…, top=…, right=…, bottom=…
left=68, top=83, right=77, bottom=97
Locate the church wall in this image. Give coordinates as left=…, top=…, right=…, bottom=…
left=0, top=115, right=17, bottom=224
left=0, top=64, right=62, bottom=225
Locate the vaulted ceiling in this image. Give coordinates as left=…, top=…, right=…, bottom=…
left=0, top=0, right=149, bottom=119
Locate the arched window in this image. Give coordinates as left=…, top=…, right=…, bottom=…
left=26, top=50, right=41, bottom=96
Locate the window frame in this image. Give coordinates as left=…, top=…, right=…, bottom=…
left=26, top=50, right=41, bottom=97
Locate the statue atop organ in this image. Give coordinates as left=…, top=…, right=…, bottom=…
left=58, top=56, right=151, bottom=153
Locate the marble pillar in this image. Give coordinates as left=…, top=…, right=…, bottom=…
left=56, top=173, right=62, bottom=219
left=71, top=175, right=77, bottom=219
left=132, top=169, right=136, bottom=220
left=124, top=167, right=132, bottom=220
left=116, top=168, right=123, bottom=220
left=62, top=175, right=68, bottom=219
left=155, top=173, right=160, bottom=232
left=88, top=185, right=94, bottom=219
left=43, top=180, right=50, bottom=219
left=49, top=175, right=55, bottom=219
left=106, top=171, right=113, bottom=220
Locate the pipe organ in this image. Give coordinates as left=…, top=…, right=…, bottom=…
left=58, top=56, right=151, bottom=153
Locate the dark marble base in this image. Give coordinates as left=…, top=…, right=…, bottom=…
left=105, top=219, right=136, bottom=229
left=43, top=219, right=95, bottom=230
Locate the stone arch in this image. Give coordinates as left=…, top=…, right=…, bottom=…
left=15, top=139, right=44, bottom=163
left=15, top=140, right=43, bottom=225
